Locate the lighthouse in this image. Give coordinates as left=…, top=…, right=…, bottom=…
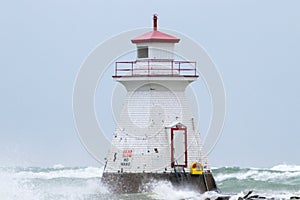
left=102, top=14, right=218, bottom=193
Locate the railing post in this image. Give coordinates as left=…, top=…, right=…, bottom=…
left=179, top=62, right=181, bottom=76
left=194, top=62, right=196, bottom=76
left=171, top=60, right=173, bottom=76
left=148, top=60, right=150, bottom=76
left=115, top=62, right=117, bottom=76
left=131, top=62, right=133, bottom=76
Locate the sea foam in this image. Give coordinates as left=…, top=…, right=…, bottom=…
left=0, top=165, right=300, bottom=200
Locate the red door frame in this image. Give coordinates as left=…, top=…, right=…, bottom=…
left=171, top=126, right=188, bottom=168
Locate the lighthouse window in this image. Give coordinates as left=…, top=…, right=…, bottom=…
left=137, top=46, right=148, bottom=58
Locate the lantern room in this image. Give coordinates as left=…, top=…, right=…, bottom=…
left=113, top=14, right=197, bottom=78
left=131, top=14, right=180, bottom=61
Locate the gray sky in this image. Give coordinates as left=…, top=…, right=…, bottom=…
left=1, top=0, right=300, bottom=168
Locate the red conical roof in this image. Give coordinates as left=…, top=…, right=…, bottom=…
left=131, top=14, right=180, bottom=44
left=131, top=30, right=180, bottom=43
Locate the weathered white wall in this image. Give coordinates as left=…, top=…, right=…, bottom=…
left=104, top=80, right=210, bottom=174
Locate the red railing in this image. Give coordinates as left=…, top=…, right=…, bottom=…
left=113, top=60, right=198, bottom=78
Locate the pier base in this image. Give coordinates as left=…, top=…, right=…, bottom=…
left=102, top=171, right=218, bottom=194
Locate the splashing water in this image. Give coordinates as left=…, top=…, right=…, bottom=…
left=0, top=164, right=300, bottom=199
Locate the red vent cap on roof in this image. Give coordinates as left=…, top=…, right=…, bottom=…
left=131, top=14, right=180, bottom=44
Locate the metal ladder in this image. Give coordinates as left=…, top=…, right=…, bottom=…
left=173, top=161, right=187, bottom=183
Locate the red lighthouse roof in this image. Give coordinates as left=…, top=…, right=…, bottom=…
left=131, top=14, right=180, bottom=44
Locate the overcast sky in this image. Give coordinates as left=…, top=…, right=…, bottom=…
left=1, top=0, right=300, bottom=168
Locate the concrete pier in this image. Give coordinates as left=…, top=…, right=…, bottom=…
left=102, top=171, right=218, bottom=193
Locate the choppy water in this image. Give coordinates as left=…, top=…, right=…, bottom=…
left=1, top=164, right=300, bottom=200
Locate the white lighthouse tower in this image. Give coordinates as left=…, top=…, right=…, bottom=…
left=102, top=15, right=217, bottom=193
